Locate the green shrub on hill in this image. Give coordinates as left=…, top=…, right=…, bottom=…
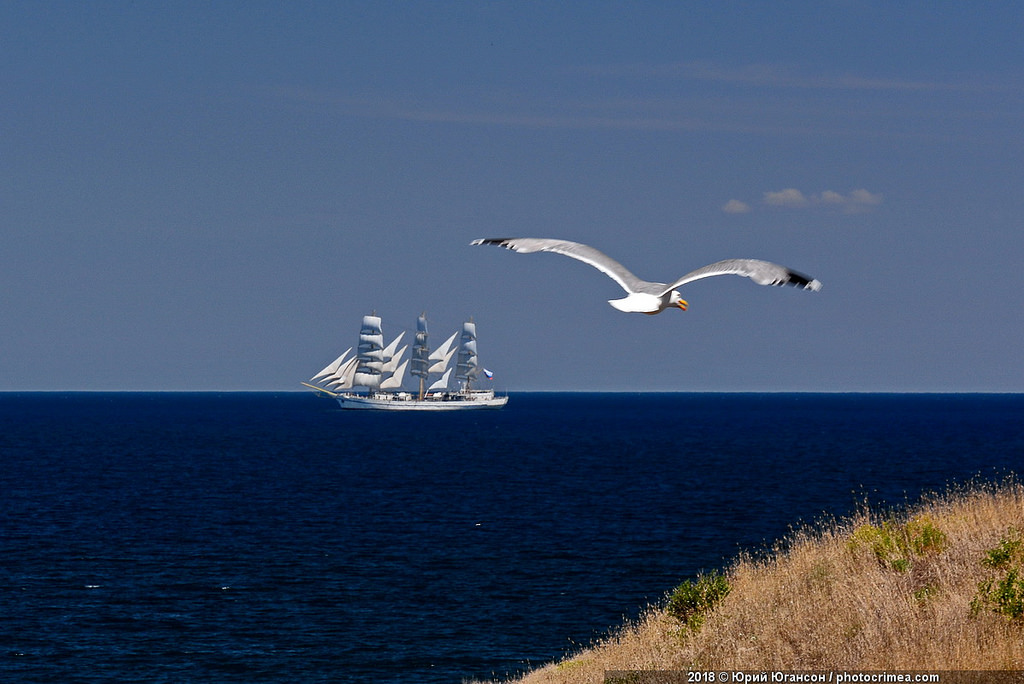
left=666, top=570, right=731, bottom=632
left=972, top=528, right=1024, bottom=621
left=846, top=514, right=948, bottom=572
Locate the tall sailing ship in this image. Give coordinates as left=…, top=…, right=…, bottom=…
left=303, top=313, right=508, bottom=410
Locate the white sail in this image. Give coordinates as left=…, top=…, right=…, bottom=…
left=411, top=314, right=430, bottom=380
left=325, top=357, right=359, bottom=389
left=325, top=356, right=359, bottom=382
left=428, top=368, right=452, bottom=391
left=355, top=314, right=385, bottom=389
left=382, top=345, right=408, bottom=374
left=312, top=347, right=352, bottom=381
left=428, top=345, right=457, bottom=374
left=428, top=332, right=458, bottom=362
left=353, top=372, right=380, bottom=387
left=379, top=359, right=409, bottom=390
left=381, top=332, right=406, bottom=361
left=455, top=320, right=481, bottom=386
left=360, top=337, right=384, bottom=359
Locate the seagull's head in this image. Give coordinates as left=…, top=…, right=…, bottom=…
left=668, top=290, right=688, bottom=312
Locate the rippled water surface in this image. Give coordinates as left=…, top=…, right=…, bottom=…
left=2, top=393, right=1021, bottom=682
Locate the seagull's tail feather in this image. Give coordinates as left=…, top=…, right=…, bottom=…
left=608, top=293, right=663, bottom=313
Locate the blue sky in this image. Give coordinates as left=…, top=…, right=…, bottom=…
left=3, top=2, right=1022, bottom=391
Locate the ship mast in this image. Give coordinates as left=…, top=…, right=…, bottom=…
left=352, top=312, right=384, bottom=394
left=410, top=313, right=431, bottom=399
left=454, top=318, right=480, bottom=392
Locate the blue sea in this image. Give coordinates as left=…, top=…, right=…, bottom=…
left=1, top=393, right=1021, bottom=682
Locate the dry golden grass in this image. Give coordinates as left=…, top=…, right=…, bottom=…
left=485, top=478, right=1024, bottom=683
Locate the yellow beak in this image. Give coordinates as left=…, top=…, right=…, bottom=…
left=677, top=300, right=688, bottom=311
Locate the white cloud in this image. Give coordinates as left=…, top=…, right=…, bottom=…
left=821, top=188, right=883, bottom=212
left=763, top=188, right=809, bottom=207
left=849, top=188, right=883, bottom=208
left=747, top=188, right=884, bottom=213
left=819, top=190, right=846, bottom=205
left=722, top=199, right=751, bottom=214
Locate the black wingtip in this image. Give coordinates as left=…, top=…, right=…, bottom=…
left=471, top=238, right=514, bottom=249
left=783, top=269, right=822, bottom=291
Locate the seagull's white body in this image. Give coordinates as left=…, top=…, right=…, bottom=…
left=471, top=237, right=821, bottom=314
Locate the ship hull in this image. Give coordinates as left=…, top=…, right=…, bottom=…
left=335, top=391, right=508, bottom=411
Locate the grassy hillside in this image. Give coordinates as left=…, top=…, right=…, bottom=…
left=492, top=478, right=1024, bottom=682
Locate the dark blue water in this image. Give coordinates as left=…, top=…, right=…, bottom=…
left=1, top=393, right=1021, bottom=682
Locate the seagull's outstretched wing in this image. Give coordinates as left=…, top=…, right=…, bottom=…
left=470, top=238, right=651, bottom=294
left=661, top=259, right=822, bottom=296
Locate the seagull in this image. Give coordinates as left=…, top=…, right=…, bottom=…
left=471, top=237, right=821, bottom=315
